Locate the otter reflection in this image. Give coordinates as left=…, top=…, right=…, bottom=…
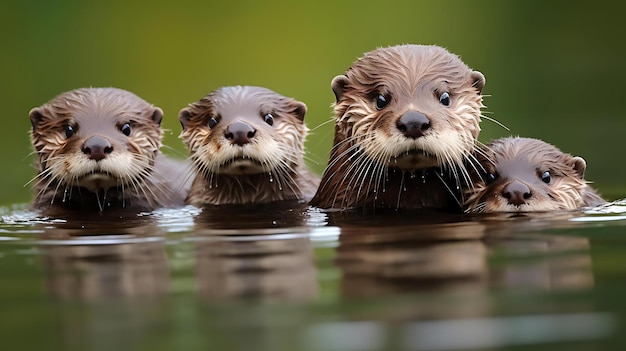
left=37, top=212, right=169, bottom=300
left=191, top=202, right=317, bottom=301
left=330, top=211, right=488, bottom=298
left=483, top=218, right=594, bottom=291
left=329, top=211, right=594, bottom=299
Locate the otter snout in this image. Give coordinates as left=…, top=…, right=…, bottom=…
left=396, top=111, right=431, bottom=139
left=225, top=121, right=257, bottom=146
left=83, top=135, right=113, bottom=161
left=502, top=180, right=532, bottom=206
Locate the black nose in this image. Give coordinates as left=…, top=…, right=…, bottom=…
left=83, top=136, right=113, bottom=161
left=502, top=180, right=532, bottom=206
left=225, top=121, right=257, bottom=146
left=396, top=111, right=431, bottom=139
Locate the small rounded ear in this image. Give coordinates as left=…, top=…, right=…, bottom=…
left=572, top=156, right=587, bottom=178
left=29, top=107, right=45, bottom=129
left=290, top=100, right=307, bottom=121
left=470, top=71, right=486, bottom=94
left=178, top=107, right=193, bottom=130
left=331, top=75, right=350, bottom=102
left=151, top=107, right=164, bottom=125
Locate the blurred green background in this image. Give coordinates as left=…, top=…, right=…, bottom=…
left=2, top=0, right=625, bottom=205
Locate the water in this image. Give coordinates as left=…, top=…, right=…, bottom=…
left=2, top=201, right=626, bottom=351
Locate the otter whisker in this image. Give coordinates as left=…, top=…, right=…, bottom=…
left=480, top=114, right=509, bottom=131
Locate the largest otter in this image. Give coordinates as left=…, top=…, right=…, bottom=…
left=310, top=44, right=486, bottom=210
left=28, top=88, right=188, bottom=213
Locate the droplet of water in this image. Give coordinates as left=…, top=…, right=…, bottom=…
left=268, top=172, right=273, bottom=183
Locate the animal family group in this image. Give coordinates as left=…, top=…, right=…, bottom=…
left=27, top=44, right=607, bottom=215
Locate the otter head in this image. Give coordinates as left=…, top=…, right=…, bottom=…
left=331, top=44, right=485, bottom=171
left=29, top=88, right=163, bottom=200
left=311, top=45, right=486, bottom=209
left=465, top=137, right=604, bottom=213
left=179, top=86, right=308, bottom=179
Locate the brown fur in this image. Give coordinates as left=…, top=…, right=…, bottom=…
left=28, top=87, right=188, bottom=212
left=310, top=44, right=486, bottom=210
left=179, top=86, right=319, bottom=206
left=465, top=137, right=606, bottom=213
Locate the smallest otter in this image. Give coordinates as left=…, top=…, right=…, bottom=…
left=179, top=86, right=319, bottom=206
left=465, top=137, right=606, bottom=213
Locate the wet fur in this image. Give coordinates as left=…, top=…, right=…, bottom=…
left=310, top=44, right=486, bottom=210
left=28, top=88, right=188, bottom=212
left=465, top=137, right=606, bottom=213
left=179, top=86, right=319, bottom=206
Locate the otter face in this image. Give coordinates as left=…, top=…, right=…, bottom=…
left=332, top=44, right=485, bottom=172
left=465, top=137, right=596, bottom=213
left=311, top=45, right=486, bottom=209
left=29, top=88, right=163, bottom=200
left=179, top=86, right=308, bottom=179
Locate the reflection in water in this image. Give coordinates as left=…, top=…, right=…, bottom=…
left=35, top=211, right=170, bottom=300
left=0, top=203, right=614, bottom=350
left=190, top=202, right=318, bottom=301
left=193, top=234, right=317, bottom=301
left=325, top=214, right=487, bottom=312
left=324, top=210, right=595, bottom=299
left=325, top=211, right=488, bottom=299
left=485, top=222, right=594, bottom=291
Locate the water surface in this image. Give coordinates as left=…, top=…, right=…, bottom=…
left=2, top=201, right=626, bottom=351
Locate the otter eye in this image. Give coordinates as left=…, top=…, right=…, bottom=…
left=375, top=94, right=389, bottom=110
left=485, top=172, right=498, bottom=185
left=64, top=125, right=75, bottom=138
left=264, top=113, right=274, bottom=126
left=439, top=92, right=451, bottom=106
left=540, top=171, right=551, bottom=184
left=121, top=123, right=131, bottom=136
left=208, top=117, right=219, bottom=129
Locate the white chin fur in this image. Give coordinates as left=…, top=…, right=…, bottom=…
left=76, top=173, right=118, bottom=193
left=366, top=130, right=468, bottom=170
left=51, top=153, right=142, bottom=191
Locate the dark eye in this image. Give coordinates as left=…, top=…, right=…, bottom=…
left=375, top=94, right=389, bottom=110
left=439, top=92, right=451, bottom=106
left=121, top=123, right=131, bottom=136
left=264, top=113, right=274, bottom=126
left=208, top=117, right=219, bottom=129
left=540, top=171, right=551, bottom=184
left=64, top=125, right=75, bottom=138
left=485, top=172, right=498, bottom=185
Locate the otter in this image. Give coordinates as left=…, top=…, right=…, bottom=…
left=464, top=137, right=606, bottom=213
left=28, top=87, right=189, bottom=212
left=178, top=86, right=319, bottom=206
left=309, top=44, right=486, bottom=210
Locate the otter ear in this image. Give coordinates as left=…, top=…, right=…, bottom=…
left=29, top=107, right=45, bottom=130
left=151, top=107, right=164, bottom=126
left=331, top=75, right=350, bottom=102
left=179, top=107, right=194, bottom=130
left=470, top=71, right=486, bottom=94
left=572, top=156, right=587, bottom=179
left=290, top=100, right=307, bottom=121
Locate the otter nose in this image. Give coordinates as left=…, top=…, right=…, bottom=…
left=502, top=180, right=532, bottom=206
left=225, top=121, right=257, bottom=146
left=396, top=111, right=431, bottom=139
left=83, top=135, right=113, bottom=161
